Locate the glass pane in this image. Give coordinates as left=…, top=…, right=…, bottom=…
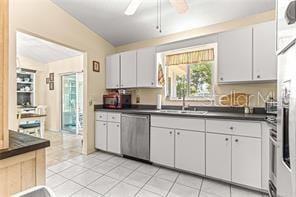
left=188, top=62, right=212, bottom=97
left=167, top=64, right=187, bottom=99
left=62, top=74, right=77, bottom=134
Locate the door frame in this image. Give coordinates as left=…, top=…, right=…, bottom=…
left=60, top=72, right=83, bottom=135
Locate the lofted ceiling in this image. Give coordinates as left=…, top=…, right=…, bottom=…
left=51, top=0, right=275, bottom=46
left=17, top=32, right=82, bottom=64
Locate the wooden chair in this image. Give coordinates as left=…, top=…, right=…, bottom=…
left=17, top=110, right=41, bottom=137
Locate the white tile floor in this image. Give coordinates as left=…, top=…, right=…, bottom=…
left=46, top=151, right=269, bottom=197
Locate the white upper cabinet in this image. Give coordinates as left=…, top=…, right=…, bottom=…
left=106, top=54, right=120, bottom=89
left=120, top=50, right=137, bottom=88
left=253, top=21, right=277, bottom=81
left=137, top=47, right=157, bottom=87
left=218, top=27, right=253, bottom=82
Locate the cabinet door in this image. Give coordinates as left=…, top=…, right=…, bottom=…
left=253, top=21, right=277, bottom=81
left=120, top=50, right=137, bottom=88
left=175, top=130, right=205, bottom=175
left=218, top=27, right=253, bottom=82
left=137, top=47, right=157, bottom=87
left=95, top=121, right=107, bottom=151
left=150, top=127, right=174, bottom=167
left=106, top=54, right=120, bottom=89
left=232, top=136, right=261, bottom=188
left=206, top=133, right=231, bottom=181
left=107, top=122, right=121, bottom=154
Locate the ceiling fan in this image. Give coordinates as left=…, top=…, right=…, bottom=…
left=124, top=0, right=189, bottom=16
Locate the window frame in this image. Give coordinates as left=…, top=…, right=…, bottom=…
left=164, top=45, right=217, bottom=102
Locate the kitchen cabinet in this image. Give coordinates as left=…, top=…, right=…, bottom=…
left=253, top=21, right=277, bottom=81
left=206, top=133, right=231, bottom=181
left=206, top=119, right=261, bottom=138
left=232, top=136, right=262, bottom=188
left=95, top=121, right=107, bottom=151
left=137, top=47, right=158, bottom=87
left=175, top=130, right=205, bottom=175
left=106, top=54, right=120, bottom=89
left=120, top=50, right=137, bottom=88
left=150, top=127, right=174, bottom=167
left=95, top=112, right=121, bottom=154
left=218, top=27, right=253, bottom=82
left=107, top=122, right=121, bottom=154
left=261, top=122, right=271, bottom=191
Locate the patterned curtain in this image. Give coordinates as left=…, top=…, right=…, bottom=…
left=166, top=48, right=214, bottom=65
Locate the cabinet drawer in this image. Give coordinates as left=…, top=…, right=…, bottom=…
left=151, top=115, right=205, bottom=131
left=206, top=119, right=261, bottom=138
left=96, top=112, right=107, bottom=121
left=108, top=113, right=121, bottom=122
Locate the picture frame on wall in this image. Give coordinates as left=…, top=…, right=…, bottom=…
left=49, top=82, right=54, bottom=90
left=46, top=78, right=50, bottom=84
left=49, top=73, right=54, bottom=81
left=93, top=61, right=100, bottom=72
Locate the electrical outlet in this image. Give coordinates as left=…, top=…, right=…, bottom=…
left=136, top=96, right=140, bottom=103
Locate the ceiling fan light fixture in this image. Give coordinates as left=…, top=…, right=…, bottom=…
left=124, top=0, right=144, bottom=15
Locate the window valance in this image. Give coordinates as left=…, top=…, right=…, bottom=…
left=166, top=48, right=214, bottom=65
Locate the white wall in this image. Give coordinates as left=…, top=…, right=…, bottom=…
left=45, top=56, right=83, bottom=132
left=9, top=0, right=115, bottom=154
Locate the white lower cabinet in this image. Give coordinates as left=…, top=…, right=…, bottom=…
left=95, top=112, right=121, bottom=154
left=175, top=130, right=205, bottom=175
left=150, top=127, right=174, bottom=167
left=95, top=121, right=107, bottom=151
left=232, top=136, right=262, bottom=188
left=107, top=122, right=121, bottom=154
left=206, top=133, right=231, bottom=181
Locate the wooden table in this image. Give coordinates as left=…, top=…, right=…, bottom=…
left=18, top=114, right=46, bottom=138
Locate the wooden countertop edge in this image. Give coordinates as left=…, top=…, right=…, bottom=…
left=0, top=131, right=50, bottom=160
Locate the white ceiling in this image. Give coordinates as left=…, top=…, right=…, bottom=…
left=51, top=0, right=275, bottom=46
left=17, top=32, right=82, bottom=64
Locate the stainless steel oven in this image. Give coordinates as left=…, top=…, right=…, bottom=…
left=269, top=125, right=278, bottom=197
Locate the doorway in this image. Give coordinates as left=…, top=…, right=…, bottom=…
left=61, top=72, right=83, bottom=135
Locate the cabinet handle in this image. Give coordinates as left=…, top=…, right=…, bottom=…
left=112, top=117, right=115, bottom=119
left=177, top=132, right=180, bottom=135
left=99, top=116, right=103, bottom=118
left=151, top=82, right=154, bottom=85
left=225, top=138, right=229, bottom=141
left=116, top=124, right=119, bottom=127
left=169, top=131, right=173, bottom=134
left=235, top=139, right=239, bottom=142
left=220, top=77, right=223, bottom=81
left=230, top=126, right=234, bottom=130
left=257, top=75, right=261, bottom=79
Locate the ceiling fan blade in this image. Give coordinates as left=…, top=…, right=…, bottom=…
left=124, top=0, right=144, bottom=15
left=169, top=0, right=189, bottom=14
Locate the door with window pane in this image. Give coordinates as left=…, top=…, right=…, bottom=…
left=61, top=73, right=83, bottom=134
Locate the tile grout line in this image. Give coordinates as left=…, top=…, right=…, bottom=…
left=133, top=166, right=161, bottom=196
left=197, top=177, right=204, bottom=197
left=165, top=173, right=180, bottom=197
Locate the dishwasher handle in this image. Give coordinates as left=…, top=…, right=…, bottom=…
left=122, top=114, right=149, bottom=119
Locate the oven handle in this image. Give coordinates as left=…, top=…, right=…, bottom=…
left=270, top=135, right=278, bottom=146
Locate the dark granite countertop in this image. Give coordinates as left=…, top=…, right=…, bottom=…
left=0, top=131, right=50, bottom=160
left=95, top=108, right=267, bottom=121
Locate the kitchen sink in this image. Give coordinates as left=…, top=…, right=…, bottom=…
left=157, top=109, right=208, bottom=115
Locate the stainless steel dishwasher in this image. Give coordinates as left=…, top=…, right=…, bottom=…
left=121, top=113, right=150, bottom=161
